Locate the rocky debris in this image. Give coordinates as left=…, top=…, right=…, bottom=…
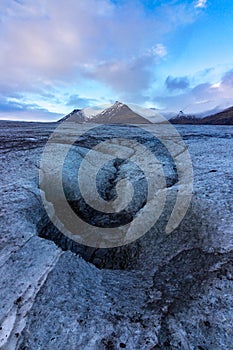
left=0, top=121, right=232, bottom=349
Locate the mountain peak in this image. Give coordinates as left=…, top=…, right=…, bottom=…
left=59, top=102, right=153, bottom=124
left=58, top=109, right=83, bottom=122
left=113, top=101, right=124, bottom=107
left=91, top=102, right=152, bottom=124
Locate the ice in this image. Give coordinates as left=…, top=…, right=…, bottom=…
left=0, top=121, right=233, bottom=349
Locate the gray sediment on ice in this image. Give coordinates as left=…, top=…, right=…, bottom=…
left=0, top=121, right=232, bottom=349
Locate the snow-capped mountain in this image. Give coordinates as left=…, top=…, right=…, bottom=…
left=170, top=111, right=198, bottom=124
left=59, top=101, right=159, bottom=124
left=58, top=109, right=84, bottom=123
left=90, top=101, right=152, bottom=124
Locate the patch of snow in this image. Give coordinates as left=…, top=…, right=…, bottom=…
left=82, top=104, right=110, bottom=120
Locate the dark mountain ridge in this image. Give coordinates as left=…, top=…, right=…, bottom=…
left=170, top=106, right=233, bottom=125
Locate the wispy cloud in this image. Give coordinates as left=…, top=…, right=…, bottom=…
left=195, top=0, right=207, bottom=9
left=149, top=44, right=167, bottom=58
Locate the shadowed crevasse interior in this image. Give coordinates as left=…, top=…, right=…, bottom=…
left=38, top=124, right=180, bottom=268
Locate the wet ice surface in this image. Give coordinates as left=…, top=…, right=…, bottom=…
left=0, top=121, right=233, bottom=350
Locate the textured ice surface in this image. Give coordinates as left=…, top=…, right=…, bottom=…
left=0, top=122, right=232, bottom=349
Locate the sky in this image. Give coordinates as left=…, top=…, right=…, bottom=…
left=0, top=0, right=233, bottom=121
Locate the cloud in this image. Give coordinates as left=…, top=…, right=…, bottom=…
left=0, top=0, right=196, bottom=100
left=149, top=44, right=167, bottom=58
left=0, top=0, right=157, bottom=87
left=153, top=67, right=233, bottom=115
left=0, top=96, right=62, bottom=121
left=0, top=109, right=62, bottom=122
left=83, top=43, right=167, bottom=98
left=66, top=95, right=97, bottom=108
left=3, top=0, right=223, bottom=120
left=85, top=55, right=156, bottom=97
left=221, top=69, right=233, bottom=87
left=0, top=96, right=42, bottom=112
left=165, top=76, right=190, bottom=91
left=195, top=0, right=207, bottom=9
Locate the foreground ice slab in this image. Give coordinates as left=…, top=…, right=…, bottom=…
left=0, top=121, right=232, bottom=350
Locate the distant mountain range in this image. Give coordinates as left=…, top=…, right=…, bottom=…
left=170, top=106, right=233, bottom=125
left=59, top=102, right=233, bottom=125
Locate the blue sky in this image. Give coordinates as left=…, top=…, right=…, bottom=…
left=0, top=0, right=233, bottom=121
